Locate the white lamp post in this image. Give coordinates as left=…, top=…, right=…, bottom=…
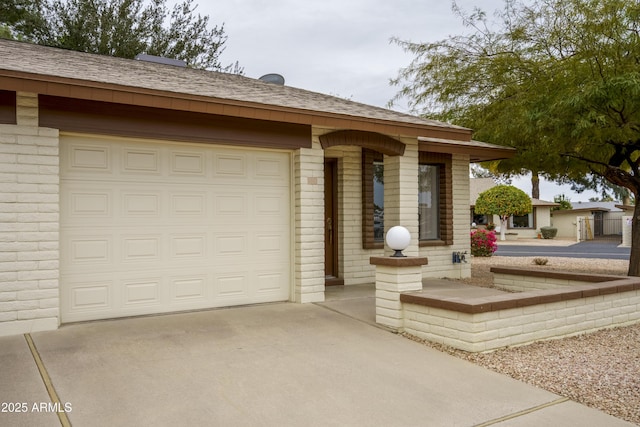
left=385, top=225, right=411, bottom=257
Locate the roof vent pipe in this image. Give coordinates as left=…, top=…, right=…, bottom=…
left=259, top=73, right=285, bottom=85
left=135, top=54, right=187, bottom=67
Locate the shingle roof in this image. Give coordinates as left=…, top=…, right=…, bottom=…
left=530, top=198, right=559, bottom=207
left=0, top=39, right=463, bottom=131
left=568, top=201, right=623, bottom=212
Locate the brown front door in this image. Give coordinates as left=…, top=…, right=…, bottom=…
left=324, top=159, right=343, bottom=286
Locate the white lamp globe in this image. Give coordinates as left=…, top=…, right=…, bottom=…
left=385, top=225, right=411, bottom=257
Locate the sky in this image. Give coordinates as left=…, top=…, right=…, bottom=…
left=190, top=0, right=600, bottom=202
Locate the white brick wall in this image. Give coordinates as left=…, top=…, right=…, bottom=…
left=324, top=142, right=472, bottom=285
left=293, top=139, right=325, bottom=303
left=374, top=263, right=423, bottom=330
left=324, top=144, right=383, bottom=285
left=0, top=92, right=60, bottom=337
left=384, top=141, right=419, bottom=257
left=403, top=289, right=640, bottom=352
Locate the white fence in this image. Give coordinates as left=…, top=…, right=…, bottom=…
left=577, top=216, right=623, bottom=243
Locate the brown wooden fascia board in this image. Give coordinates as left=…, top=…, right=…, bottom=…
left=419, top=140, right=516, bottom=162
left=0, top=71, right=472, bottom=140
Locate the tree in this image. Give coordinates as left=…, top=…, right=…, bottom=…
left=470, top=164, right=493, bottom=179
left=552, top=195, right=572, bottom=211
left=0, top=0, right=242, bottom=72
left=474, top=185, right=532, bottom=241
left=0, top=0, right=51, bottom=41
left=567, top=175, right=633, bottom=204
left=391, top=0, right=640, bottom=275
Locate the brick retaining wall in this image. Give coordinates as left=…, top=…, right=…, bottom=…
left=399, top=268, right=640, bottom=352
left=492, top=267, right=623, bottom=292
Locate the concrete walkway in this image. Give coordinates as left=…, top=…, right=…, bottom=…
left=1, top=295, right=634, bottom=426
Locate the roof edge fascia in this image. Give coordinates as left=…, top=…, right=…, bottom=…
left=418, top=138, right=516, bottom=163
left=0, top=70, right=472, bottom=140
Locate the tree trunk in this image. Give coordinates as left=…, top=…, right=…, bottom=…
left=531, top=171, right=540, bottom=199
left=499, top=216, right=507, bottom=241
left=629, top=202, right=640, bottom=276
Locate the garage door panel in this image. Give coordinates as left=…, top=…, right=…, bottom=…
left=71, top=282, right=112, bottom=311
left=255, top=193, right=288, bottom=218
left=251, top=189, right=290, bottom=222
left=212, top=233, right=248, bottom=258
left=64, top=228, right=290, bottom=271
left=214, top=273, right=249, bottom=299
left=64, top=142, right=111, bottom=172
left=63, top=187, right=113, bottom=219
left=121, top=192, right=161, bottom=217
left=122, top=278, right=162, bottom=307
left=170, top=192, right=207, bottom=216
left=121, top=147, right=161, bottom=174
left=254, top=233, right=287, bottom=255
left=61, top=135, right=291, bottom=322
left=254, top=270, right=288, bottom=295
left=61, top=276, right=114, bottom=319
left=214, top=152, right=248, bottom=178
left=253, top=155, right=289, bottom=182
left=170, top=234, right=207, bottom=259
left=169, top=150, right=206, bottom=176
left=170, top=276, right=208, bottom=302
left=214, top=193, right=247, bottom=217
left=121, top=235, right=161, bottom=263
left=65, top=235, right=113, bottom=265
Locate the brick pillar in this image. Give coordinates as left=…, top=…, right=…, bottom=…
left=293, top=141, right=325, bottom=303
left=370, top=256, right=428, bottom=331
left=0, top=92, right=60, bottom=337
left=383, top=143, right=418, bottom=256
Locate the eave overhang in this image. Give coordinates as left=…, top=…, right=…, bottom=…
left=418, top=136, right=516, bottom=162
left=0, top=70, right=472, bottom=141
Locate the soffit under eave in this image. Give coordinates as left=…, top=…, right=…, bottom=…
left=419, top=141, right=516, bottom=163
left=0, top=72, right=471, bottom=140
left=470, top=153, right=517, bottom=163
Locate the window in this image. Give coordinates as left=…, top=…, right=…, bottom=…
left=510, top=210, right=534, bottom=228
left=362, top=150, right=453, bottom=248
left=419, top=152, right=453, bottom=246
left=472, top=211, right=489, bottom=225
left=362, top=149, right=384, bottom=249
left=0, top=90, right=16, bottom=125
left=418, top=164, right=440, bottom=240
left=373, top=160, right=384, bottom=241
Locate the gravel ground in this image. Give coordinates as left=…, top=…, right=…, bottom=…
left=406, top=256, right=640, bottom=425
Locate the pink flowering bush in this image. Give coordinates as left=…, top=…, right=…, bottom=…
left=470, top=229, right=497, bottom=257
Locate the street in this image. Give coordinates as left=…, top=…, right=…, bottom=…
left=495, top=241, right=630, bottom=260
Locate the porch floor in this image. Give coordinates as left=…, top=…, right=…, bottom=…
left=318, top=279, right=506, bottom=326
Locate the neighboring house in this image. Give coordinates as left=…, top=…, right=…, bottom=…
left=0, top=39, right=513, bottom=336
left=552, top=201, right=632, bottom=239
left=470, top=178, right=558, bottom=238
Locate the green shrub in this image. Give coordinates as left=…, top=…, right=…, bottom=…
left=540, top=226, right=558, bottom=239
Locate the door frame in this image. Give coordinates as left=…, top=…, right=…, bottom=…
left=324, top=158, right=343, bottom=286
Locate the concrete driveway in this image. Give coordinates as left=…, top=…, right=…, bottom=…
left=1, top=301, right=634, bottom=426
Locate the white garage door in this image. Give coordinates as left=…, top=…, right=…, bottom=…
left=60, top=134, right=291, bottom=322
